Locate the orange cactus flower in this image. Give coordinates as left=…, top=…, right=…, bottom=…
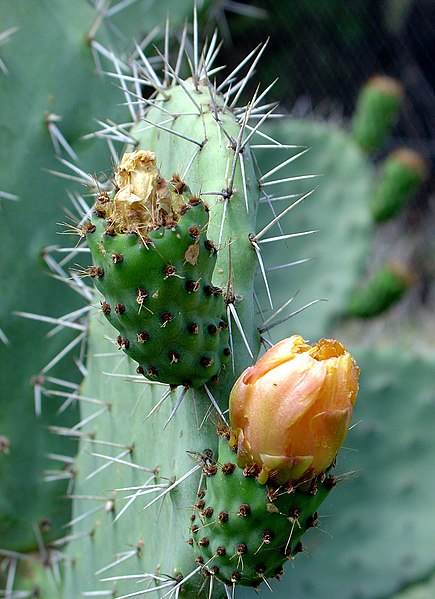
left=229, top=335, right=360, bottom=485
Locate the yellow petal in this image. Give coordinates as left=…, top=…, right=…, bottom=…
left=243, top=335, right=309, bottom=384
left=308, top=408, right=353, bottom=473
left=241, top=353, right=327, bottom=461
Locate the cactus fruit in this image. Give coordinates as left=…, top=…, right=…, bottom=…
left=86, top=151, right=230, bottom=387
left=191, top=335, right=359, bottom=588
left=191, top=436, right=333, bottom=587
left=370, top=148, right=428, bottom=222
left=351, top=75, right=404, bottom=152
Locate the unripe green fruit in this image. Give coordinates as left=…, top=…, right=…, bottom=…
left=371, top=148, right=427, bottom=222
left=190, top=438, right=332, bottom=587
left=86, top=173, right=231, bottom=387
left=351, top=76, right=404, bottom=152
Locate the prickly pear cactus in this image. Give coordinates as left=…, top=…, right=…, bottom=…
left=60, top=17, right=359, bottom=599
left=0, top=0, right=213, bottom=594
left=5, top=3, right=432, bottom=599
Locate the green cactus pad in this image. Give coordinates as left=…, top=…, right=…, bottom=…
left=87, top=178, right=230, bottom=388
left=191, top=438, right=332, bottom=587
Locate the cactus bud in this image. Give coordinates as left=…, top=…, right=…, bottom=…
left=229, top=335, right=360, bottom=485
left=347, top=262, right=412, bottom=318
left=351, top=75, right=404, bottom=152
left=370, top=148, right=428, bottom=222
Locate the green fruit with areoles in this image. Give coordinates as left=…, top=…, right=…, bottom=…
left=191, top=438, right=332, bottom=587
left=86, top=157, right=231, bottom=388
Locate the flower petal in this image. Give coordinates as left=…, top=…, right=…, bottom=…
left=243, top=335, right=309, bottom=384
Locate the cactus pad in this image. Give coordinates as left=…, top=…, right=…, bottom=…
left=86, top=151, right=230, bottom=387
left=191, top=438, right=332, bottom=587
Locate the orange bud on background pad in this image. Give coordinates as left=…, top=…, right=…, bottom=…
left=229, top=335, right=360, bottom=485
